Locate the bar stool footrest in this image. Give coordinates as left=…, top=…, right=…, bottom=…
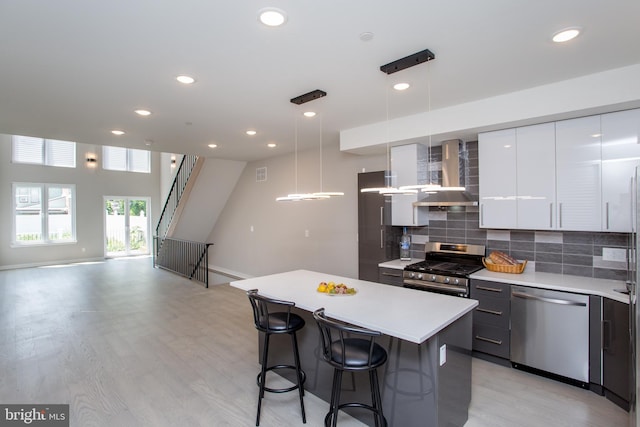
left=256, top=364, right=306, bottom=394
left=324, top=402, right=387, bottom=427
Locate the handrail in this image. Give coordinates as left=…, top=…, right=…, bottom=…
left=155, top=154, right=199, bottom=241
left=153, top=236, right=213, bottom=287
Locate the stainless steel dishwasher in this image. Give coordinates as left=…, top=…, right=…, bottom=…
left=511, top=286, right=590, bottom=384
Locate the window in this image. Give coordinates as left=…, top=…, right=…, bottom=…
left=13, top=183, right=76, bottom=245
left=12, top=135, right=76, bottom=168
left=103, top=146, right=150, bottom=173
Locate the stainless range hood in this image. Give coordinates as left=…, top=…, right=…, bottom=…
left=413, top=140, right=478, bottom=207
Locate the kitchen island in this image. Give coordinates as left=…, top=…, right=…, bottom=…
left=231, top=269, right=478, bottom=427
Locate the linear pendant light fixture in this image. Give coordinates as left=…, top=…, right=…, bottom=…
left=277, top=89, right=342, bottom=201
left=361, top=49, right=438, bottom=195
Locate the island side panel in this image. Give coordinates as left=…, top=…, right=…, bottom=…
left=264, top=307, right=472, bottom=427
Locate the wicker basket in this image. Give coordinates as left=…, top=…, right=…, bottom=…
left=482, top=258, right=527, bottom=274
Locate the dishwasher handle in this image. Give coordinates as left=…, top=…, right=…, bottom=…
left=511, top=291, right=587, bottom=307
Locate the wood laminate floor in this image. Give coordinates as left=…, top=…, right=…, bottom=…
left=0, top=257, right=629, bottom=426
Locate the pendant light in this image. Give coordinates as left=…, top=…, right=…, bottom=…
left=311, top=114, right=344, bottom=198
left=360, top=77, right=418, bottom=196
left=276, top=113, right=327, bottom=201
left=399, top=57, right=442, bottom=193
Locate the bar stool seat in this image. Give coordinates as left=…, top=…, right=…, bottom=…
left=247, top=289, right=306, bottom=426
left=313, top=308, right=388, bottom=427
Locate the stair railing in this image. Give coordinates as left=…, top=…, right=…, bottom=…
left=156, top=154, right=199, bottom=241
left=153, top=237, right=213, bottom=287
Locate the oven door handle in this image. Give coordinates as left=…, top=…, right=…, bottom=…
left=403, top=279, right=467, bottom=294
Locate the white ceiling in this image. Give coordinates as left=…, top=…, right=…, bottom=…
left=1, top=0, right=639, bottom=162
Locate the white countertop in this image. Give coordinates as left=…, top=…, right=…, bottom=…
left=470, top=268, right=629, bottom=304
left=378, top=258, right=422, bottom=269
left=231, top=269, right=478, bottom=344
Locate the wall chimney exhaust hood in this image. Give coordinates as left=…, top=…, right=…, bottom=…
left=413, top=140, right=478, bottom=207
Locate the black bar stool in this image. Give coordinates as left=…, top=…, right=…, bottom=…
left=246, top=289, right=306, bottom=426
left=313, top=308, right=388, bottom=427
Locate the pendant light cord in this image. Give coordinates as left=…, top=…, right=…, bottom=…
left=319, top=115, right=323, bottom=192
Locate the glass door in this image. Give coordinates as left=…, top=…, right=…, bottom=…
left=104, top=197, right=150, bottom=257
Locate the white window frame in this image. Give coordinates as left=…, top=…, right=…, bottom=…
left=12, top=183, right=77, bottom=246
left=12, top=135, right=76, bottom=168
left=102, top=146, right=151, bottom=173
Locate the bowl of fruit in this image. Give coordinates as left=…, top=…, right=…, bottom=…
left=317, top=281, right=357, bottom=296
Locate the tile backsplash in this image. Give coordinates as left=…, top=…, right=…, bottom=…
left=399, top=140, right=630, bottom=281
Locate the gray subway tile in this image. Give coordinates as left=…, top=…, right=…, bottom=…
left=535, top=262, right=563, bottom=274
left=594, top=268, right=628, bottom=281
left=562, top=264, right=594, bottom=277
left=511, top=231, right=535, bottom=242
left=563, top=231, right=595, bottom=244
left=562, top=254, right=593, bottom=266
left=563, top=243, right=593, bottom=256
left=535, top=242, right=563, bottom=253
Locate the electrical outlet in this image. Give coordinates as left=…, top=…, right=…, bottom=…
left=305, top=229, right=310, bottom=238
left=439, top=344, right=447, bottom=366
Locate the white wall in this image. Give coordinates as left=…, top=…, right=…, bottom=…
left=341, top=64, right=640, bottom=152
left=0, top=134, right=161, bottom=269
left=207, top=140, right=386, bottom=281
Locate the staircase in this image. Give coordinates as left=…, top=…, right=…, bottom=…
left=153, top=154, right=213, bottom=287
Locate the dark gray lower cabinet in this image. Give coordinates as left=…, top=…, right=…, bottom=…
left=378, top=267, right=403, bottom=286
left=603, top=298, right=631, bottom=410
left=470, top=279, right=511, bottom=362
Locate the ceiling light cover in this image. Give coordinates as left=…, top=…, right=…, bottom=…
left=208, top=143, right=217, bottom=148
left=176, top=75, right=195, bottom=84
left=111, top=130, right=125, bottom=135
left=258, top=8, right=287, bottom=27
left=393, top=83, right=410, bottom=91
left=552, top=27, right=581, bottom=43
left=135, top=109, right=152, bottom=116
left=246, top=130, right=257, bottom=136
left=303, top=111, right=316, bottom=117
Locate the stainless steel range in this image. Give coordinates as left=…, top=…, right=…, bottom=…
left=403, top=242, right=486, bottom=297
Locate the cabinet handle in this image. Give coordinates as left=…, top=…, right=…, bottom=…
left=559, top=203, right=563, bottom=228
left=549, top=203, right=553, bottom=228
left=380, top=229, right=384, bottom=249
left=605, top=202, right=610, bottom=230
left=381, top=271, right=401, bottom=278
left=480, top=204, right=484, bottom=226
left=380, top=206, right=384, bottom=226
left=512, top=291, right=587, bottom=306
left=476, top=285, right=503, bottom=293
left=477, top=308, right=503, bottom=316
left=602, top=319, right=611, bottom=351
left=475, top=335, right=502, bottom=345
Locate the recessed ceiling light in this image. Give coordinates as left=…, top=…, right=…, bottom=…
left=393, top=83, right=410, bottom=91
left=246, top=130, right=257, bottom=136
left=111, top=130, right=125, bottom=136
left=552, top=27, right=581, bottom=43
left=258, top=8, right=287, bottom=27
left=135, top=109, right=152, bottom=116
left=303, top=111, right=316, bottom=117
left=208, top=143, right=218, bottom=148
left=176, top=75, right=196, bottom=84
left=267, top=143, right=277, bottom=148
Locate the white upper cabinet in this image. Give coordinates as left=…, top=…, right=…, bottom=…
left=601, top=109, right=640, bottom=232
left=478, top=108, right=639, bottom=232
left=555, top=115, right=602, bottom=231
left=390, top=144, right=429, bottom=226
left=516, top=123, right=557, bottom=230
left=478, top=129, right=517, bottom=228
